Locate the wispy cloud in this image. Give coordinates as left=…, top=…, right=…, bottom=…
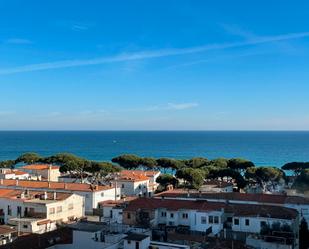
left=4, top=38, right=32, bottom=45
left=1, top=31, right=309, bottom=75
left=71, top=24, right=89, bottom=31
left=137, top=102, right=199, bottom=112
left=166, top=102, right=199, bottom=110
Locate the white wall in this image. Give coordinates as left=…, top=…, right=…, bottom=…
left=231, top=216, right=293, bottom=234
left=124, top=237, right=150, bottom=249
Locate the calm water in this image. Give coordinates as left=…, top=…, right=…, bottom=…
left=0, top=131, right=308, bottom=167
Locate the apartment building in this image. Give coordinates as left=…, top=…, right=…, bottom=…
left=123, top=198, right=299, bottom=238
left=0, top=189, right=84, bottom=234
left=112, top=170, right=160, bottom=198
left=0, top=168, right=30, bottom=180
left=0, top=179, right=120, bottom=214
left=156, top=190, right=309, bottom=223
left=21, top=164, right=61, bottom=182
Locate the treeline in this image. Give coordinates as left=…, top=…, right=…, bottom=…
left=1, top=153, right=308, bottom=192
left=112, top=154, right=285, bottom=191
left=0, top=152, right=120, bottom=183
left=282, top=162, right=309, bottom=192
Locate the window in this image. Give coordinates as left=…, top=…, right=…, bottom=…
left=122, top=184, right=125, bottom=188
left=135, top=241, right=139, bottom=249
left=201, top=216, right=207, bottom=224
left=170, top=213, right=174, bottom=218
left=234, top=218, right=239, bottom=225
left=227, top=217, right=233, bottom=222
left=209, top=216, right=214, bottom=224
left=127, top=240, right=131, bottom=244
left=68, top=203, right=74, bottom=210
left=245, top=219, right=250, bottom=226
left=57, top=206, right=62, bottom=213
left=214, top=216, right=219, bottom=224
left=7, top=205, right=11, bottom=216
left=182, top=213, right=188, bottom=219
left=139, top=185, right=141, bottom=189
left=260, top=221, right=266, bottom=227
left=127, top=213, right=131, bottom=219
left=49, top=208, right=55, bottom=214
left=161, top=212, right=167, bottom=217
left=101, top=192, right=104, bottom=197
left=23, top=225, right=28, bottom=229
left=17, top=206, right=22, bottom=216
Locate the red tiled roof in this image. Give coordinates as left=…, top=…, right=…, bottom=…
left=124, top=198, right=225, bottom=212
left=99, top=196, right=138, bottom=206
left=21, top=164, right=60, bottom=170
left=0, top=188, right=72, bottom=201
left=0, top=179, right=113, bottom=192
left=0, top=225, right=16, bottom=235
left=117, top=170, right=151, bottom=182
left=225, top=204, right=298, bottom=220
left=125, top=198, right=298, bottom=220
left=156, top=189, right=309, bottom=205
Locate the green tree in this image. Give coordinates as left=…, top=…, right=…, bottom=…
left=140, top=157, right=158, bottom=169
left=111, top=154, right=141, bottom=169
left=228, top=158, right=254, bottom=173
left=245, top=167, right=285, bottom=191
left=156, top=158, right=184, bottom=171
left=282, top=162, right=309, bottom=176
left=207, top=158, right=229, bottom=169
left=209, top=168, right=245, bottom=190
left=156, top=174, right=179, bottom=190
left=293, top=169, right=309, bottom=192
left=176, top=168, right=205, bottom=190
left=0, top=160, right=16, bottom=169
left=15, top=152, right=42, bottom=164
left=87, top=161, right=120, bottom=184
left=183, top=157, right=209, bottom=168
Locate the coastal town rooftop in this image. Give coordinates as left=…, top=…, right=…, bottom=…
left=125, top=197, right=298, bottom=220
left=0, top=188, right=73, bottom=203
left=155, top=189, right=309, bottom=205
left=0, top=179, right=114, bottom=192
left=21, top=164, right=60, bottom=171
left=115, top=170, right=156, bottom=182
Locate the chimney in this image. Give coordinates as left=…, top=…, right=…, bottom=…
left=53, top=192, right=57, bottom=200
left=0, top=179, right=3, bottom=185
left=43, top=191, right=48, bottom=200
left=48, top=165, right=52, bottom=181
left=64, top=183, right=67, bottom=190
left=48, top=182, right=51, bottom=188
left=16, top=180, right=19, bottom=186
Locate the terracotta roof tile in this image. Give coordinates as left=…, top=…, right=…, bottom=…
left=21, top=164, right=60, bottom=170
left=0, top=179, right=113, bottom=192
left=125, top=198, right=298, bottom=220
left=156, top=190, right=309, bottom=205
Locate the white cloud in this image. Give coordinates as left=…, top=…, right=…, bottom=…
left=0, top=31, right=309, bottom=75
left=4, top=38, right=32, bottom=45
left=166, top=102, right=199, bottom=110
left=71, top=24, right=89, bottom=31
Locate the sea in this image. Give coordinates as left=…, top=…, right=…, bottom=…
left=0, top=131, right=308, bottom=168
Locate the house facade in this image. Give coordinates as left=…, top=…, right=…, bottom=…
left=0, top=179, right=119, bottom=214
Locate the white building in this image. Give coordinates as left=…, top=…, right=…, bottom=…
left=0, top=168, right=30, bottom=180
left=0, top=189, right=84, bottom=234
left=123, top=198, right=299, bottom=239
left=156, top=190, right=309, bottom=224
left=0, top=179, right=120, bottom=214
left=21, top=164, right=61, bottom=182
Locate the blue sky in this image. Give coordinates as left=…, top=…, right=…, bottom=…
left=1, top=1, right=309, bottom=130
